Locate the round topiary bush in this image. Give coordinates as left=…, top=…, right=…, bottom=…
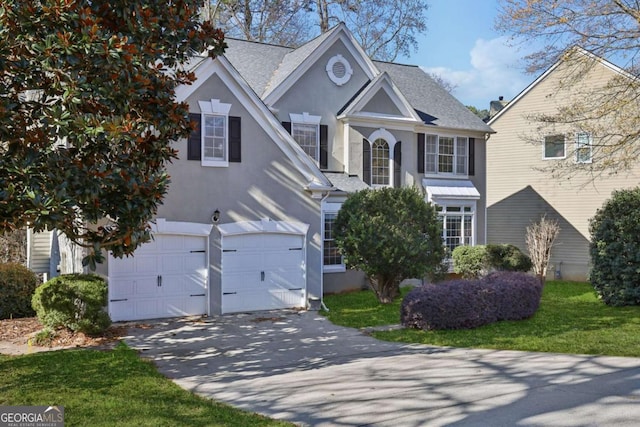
left=452, top=245, right=487, bottom=278
left=479, top=271, right=542, bottom=321
left=0, top=262, right=38, bottom=319
left=485, top=244, right=532, bottom=273
left=401, top=271, right=542, bottom=330
left=32, top=274, right=111, bottom=335
left=590, top=188, right=640, bottom=306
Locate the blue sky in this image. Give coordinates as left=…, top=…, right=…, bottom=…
left=398, top=0, right=536, bottom=109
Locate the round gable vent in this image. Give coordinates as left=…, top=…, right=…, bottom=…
left=326, top=54, right=353, bottom=86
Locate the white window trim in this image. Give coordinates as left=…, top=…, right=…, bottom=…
left=199, top=99, right=232, bottom=167
left=326, top=54, right=353, bottom=86
left=368, top=128, right=397, bottom=188
left=290, top=112, right=322, bottom=163
left=424, top=134, right=469, bottom=177
left=435, top=201, right=477, bottom=271
left=542, top=134, right=567, bottom=160
left=575, top=132, right=593, bottom=164
left=322, top=203, right=345, bottom=273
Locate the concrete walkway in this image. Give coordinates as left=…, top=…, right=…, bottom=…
left=124, top=311, right=640, bottom=426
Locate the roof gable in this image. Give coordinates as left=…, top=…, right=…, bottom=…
left=488, top=46, right=633, bottom=125
left=338, top=72, right=422, bottom=124
left=175, top=55, right=332, bottom=191
left=262, top=23, right=379, bottom=106
left=375, top=61, right=494, bottom=133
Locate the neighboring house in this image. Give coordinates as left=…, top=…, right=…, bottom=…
left=33, top=23, right=492, bottom=321
left=486, top=48, right=640, bottom=281
left=26, top=228, right=59, bottom=280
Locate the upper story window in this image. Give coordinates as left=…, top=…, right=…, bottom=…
left=425, top=135, right=468, bottom=175
left=543, top=134, right=566, bottom=159
left=203, top=115, right=226, bottom=160
left=198, top=99, right=232, bottom=167
left=575, top=132, right=593, bottom=163
left=371, top=138, right=390, bottom=186
left=290, top=112, right=321, bottom=163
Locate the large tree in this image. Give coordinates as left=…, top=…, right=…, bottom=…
left=334, top=187, right=445, bottom=304
left=496, top=0, right=640, bottom=178
left=0, top=1, right=225, bottom=269
left=204, top=0, right=313, bottom=47
left=208, top=0, right=428, bottom=61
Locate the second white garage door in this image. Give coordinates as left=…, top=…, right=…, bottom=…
left=221, top=232, right=306, bottom=313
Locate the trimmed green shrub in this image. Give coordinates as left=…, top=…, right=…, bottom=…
left=32, top=274, right=111, bottom=335
left=334, top=187, right=445, bottom=303
left=0, top=262, right=38, bottom=319
left=452, top=245, right=487, bottom=278
left=485, top=244, right=532, bottom=272
left=401, top=271, right=542, bottom=330
left=590, top=188, right=640, bottom=306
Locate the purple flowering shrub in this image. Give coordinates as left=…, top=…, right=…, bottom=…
left=480, top=271, right=542, bottom=321
left=401, top=272, right=542, bottom=330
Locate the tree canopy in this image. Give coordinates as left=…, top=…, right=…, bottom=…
left=334, top=187, right=445, bottom=303
left=0, top=1, right=225, bottom=268
left=207, top=0, right=429, bottom=61
left=496, top=0, right=640, bottom=178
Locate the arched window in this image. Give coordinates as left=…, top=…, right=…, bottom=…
left=371, top=138, right=389, bottom=186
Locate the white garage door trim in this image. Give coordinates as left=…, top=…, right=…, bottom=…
left=219, top=218, right=309, bottom=314
left=108, top=219, right=213, bottom=322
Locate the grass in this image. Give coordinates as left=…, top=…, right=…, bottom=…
left=322, top=281, right=640, bottom=357
left=0, top=342, right=292, bottom=427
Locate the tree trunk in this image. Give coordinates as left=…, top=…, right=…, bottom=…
left=315, top=0, right=329, bottom=32
left=370, top=275, right=399, bottom=304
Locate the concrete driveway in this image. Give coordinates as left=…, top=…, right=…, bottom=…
left=124, top=310, right=640, bottom=426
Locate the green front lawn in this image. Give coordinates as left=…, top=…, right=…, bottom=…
left=322, top=281, right=640, bottom=357
left=0, top=343, right=292, bottom=427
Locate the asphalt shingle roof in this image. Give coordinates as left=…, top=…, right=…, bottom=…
left=375, top=61, right=493, bottom=133
left=222, top=27, right=493, bottom=134
left=324, top=173, right=370, bottom=193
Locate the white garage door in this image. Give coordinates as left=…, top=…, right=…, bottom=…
left=221, top=233, right=306, bottom=313
left=108, top=234, right=208, bottom=321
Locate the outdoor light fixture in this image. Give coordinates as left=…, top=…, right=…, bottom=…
left=212, top=209, right=220, bottom=223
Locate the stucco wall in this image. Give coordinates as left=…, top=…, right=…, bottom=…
left=158, top=72, right=323, bottom=314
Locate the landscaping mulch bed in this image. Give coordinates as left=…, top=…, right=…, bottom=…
left=0, top=317, right=128, bottom=350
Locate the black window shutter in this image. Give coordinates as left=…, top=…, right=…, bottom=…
left=319, top=124, right=328, bottom=169
left=362, top=138, right=371, bottom=185
left=417, top=133, right=425, bottom=173
left=468, top=137, right=475, bottom=176
left=394, top=141, right=402, bottom=188
left=282, top=121, right=292, bottom=133
left=187, top=113, right=201, bottom=161
left=229, top=116, right=241, bottom=163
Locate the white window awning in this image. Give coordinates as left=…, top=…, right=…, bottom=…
left=423, top=179, right=481, bottom=202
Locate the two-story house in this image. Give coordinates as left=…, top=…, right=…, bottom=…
left=486, top=47, right=640, bottom=281
left=37, top=23, right=493, bottom=321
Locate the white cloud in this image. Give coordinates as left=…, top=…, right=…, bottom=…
left=422, top=36, right=533, bottom=108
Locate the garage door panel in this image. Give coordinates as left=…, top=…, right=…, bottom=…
left=264, top=250, right=303, bottom=268
left=185, top=253, right=207, bottom=271
left=109, top=234, right=208, bottom=322
left=267, top=268, right=304, bottom=289
left=222, top=251, right=261, bottom=272
left=222, top=271, right=259, bottom=293
left=221, top=231, right=306, bottom=314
